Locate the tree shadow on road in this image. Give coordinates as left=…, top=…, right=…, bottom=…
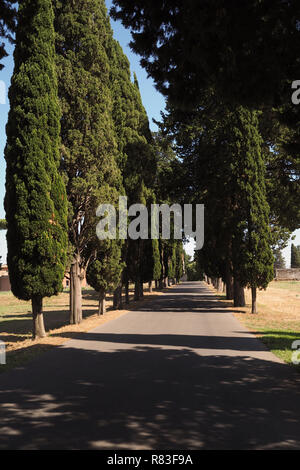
left=0, top=338, right=300, bottom=449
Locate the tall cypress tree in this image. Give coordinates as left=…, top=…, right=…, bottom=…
left=160, top=94, right=276, bottom=310
left=4, top=0, right=68, bottom=338
left=273, top=249, right=286, bottom=270
left=86, top=240, right=124, bottom=315
left=230, top=107, right=274, bottom=313
left=175, top=240, right=184, bottom=283
left=109, top=39, right=157, bottom=301
left=291, top=244, right=300, bottom=268
left=53, top=0, right=122, bottom=323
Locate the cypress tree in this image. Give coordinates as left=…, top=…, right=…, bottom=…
left=273, top=249, right=286, bottom=270
left=86, top=240, right=124, bottom=315
left=291, top=244, right=300, bottom=268
left=125, top=74, right=156, bottom=299
left=4, top=0, right=68, bottom=338
left=231, top=107, right=274, bottom=313
left=175, top=240, right=184, bottom=283
left=109, top=39, right=157, bottom=301
left=53, top=0, right=122, bottom=323
left=160, top=92, right=277, bottom=311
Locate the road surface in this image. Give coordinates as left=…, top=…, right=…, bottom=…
left=0, top=281, right=299, bottom=450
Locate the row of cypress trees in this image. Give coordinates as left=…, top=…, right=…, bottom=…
left=110, top=1, right=300, bottom=314
left=4, top=0, right=184, bottom=338
left=160, top=96, right=285, bottom=314
left=291, top=244, right=300, bottom=268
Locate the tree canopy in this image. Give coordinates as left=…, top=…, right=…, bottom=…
left=111, top=0, right=300, bottom=109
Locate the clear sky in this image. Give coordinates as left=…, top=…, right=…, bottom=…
left=0, top=1, right=298, bottom=265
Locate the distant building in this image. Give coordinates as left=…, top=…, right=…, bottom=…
left=0, top=265, right=88, bottom=292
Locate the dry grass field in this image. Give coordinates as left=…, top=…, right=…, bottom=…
left=212, top=280, right=300, bottom=368
left=0, top=285, right=162, bottom=372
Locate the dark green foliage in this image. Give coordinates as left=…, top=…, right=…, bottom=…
left=0, top=219, right=7, bottom=230
left=109, top=39, right=157, bottom=293
left=86, top=240, right=124, bottom=294
left=230, top=107, right=274, bottom=291
left=175, top=241, right=184, bottom=282
left=141, top=191, right=162, bottom=284
left=53, top=0, right=123, bottom=322
left=273, top=249, right=286, bottom=270
left=111, top=1, right=300, bottom=109
left=0, top=0, right=16, bottom=69
left=86, top=239, right=124, bottom=315
left=186, top=260, right=203, bottom=282
left=160, top=94, right=276, bottom=307
left=152, top=239, right=162, bottom=281
left=161, top=239, right=177, bottom=283
left=152, top=131, right=183, bottom=206
left=54, top=0, right=122, bottom=254
left=261, top=110, right=300, bottom=233
left=291, top=244, right=300, bottom=268
left=4, top=0, right=68, bottom=303
left=140, top=238, right=161, bottom=283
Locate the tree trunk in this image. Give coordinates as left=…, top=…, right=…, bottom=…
left=155, top=280, right=158, bottom=289
left=216, top=278, right=223, bottom=292
left=164, top=276, right=168, bottom=287
left=113, top=282, right=123, bottom=310
left=234, top=278, right=245, bottom=307
left=251, top=286, right=257, bottom=314
left=98, top=289, right=106, bottom=315
left=125, top=280, right=129, bottom=304
left=134, top=280, right=140, bottom=300
left=139, top=281, right=144, bottom=298
left=148, top=280, right=153, bottom=293
left=32, top=296, right=46, bottom=339
left=70, top=255, right=82, bottom=324
left=225, top=270, right=234, bottom=300
left=159, top=278, right=164, bottom=289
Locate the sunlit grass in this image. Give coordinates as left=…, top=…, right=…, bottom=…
left=216, top=281, right=300, bottom=370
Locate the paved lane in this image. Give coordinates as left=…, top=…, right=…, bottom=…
left=0, top=281, right=299, bottom=449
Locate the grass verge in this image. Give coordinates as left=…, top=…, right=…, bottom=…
left=208, top=281, right=300, bottom=371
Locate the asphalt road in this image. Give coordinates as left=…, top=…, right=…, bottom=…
left=0, top=281, right=299, bottom=450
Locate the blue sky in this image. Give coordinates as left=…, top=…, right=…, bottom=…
left=0, top=1, right=299, bottom=265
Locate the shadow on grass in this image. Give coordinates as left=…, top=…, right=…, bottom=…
left=0, top=307, right=99, bottom=343
left=0, top=286, right=164, bottom=346
left=251, top=330, right=300, bottom=345
left=0, top=343, right=57, bottom=374
left=242, top=330, right=300, bottom=370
